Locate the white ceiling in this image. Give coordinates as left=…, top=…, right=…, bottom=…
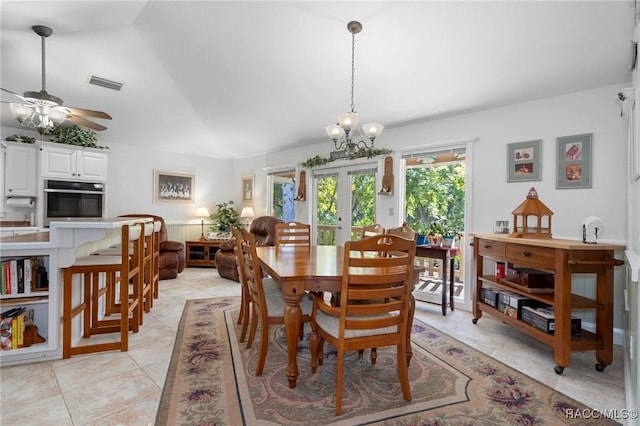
left=0, top=1, right=635, bottom=159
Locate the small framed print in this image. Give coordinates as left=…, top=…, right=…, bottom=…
left=242, top=174, right=254, bottom=202
left=507, top=140, right=541, bottom=182
left=556, top=133, right=592, bottom=189
left=154, top=169, right=195, bottom=203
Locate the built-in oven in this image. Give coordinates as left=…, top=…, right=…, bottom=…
left=43, top=179, right=105, bottom=227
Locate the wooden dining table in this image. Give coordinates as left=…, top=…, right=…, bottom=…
left=256, top=245, right=420, bottom=388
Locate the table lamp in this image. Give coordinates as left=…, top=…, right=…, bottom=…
left=240, top=206, right=255, bottom=229
left=196, top=207, right=211, bottom=240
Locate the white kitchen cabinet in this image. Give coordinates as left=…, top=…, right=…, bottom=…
left=39, top=142, right=108, bottom=181
left=4, top=142, right=37, bottom=197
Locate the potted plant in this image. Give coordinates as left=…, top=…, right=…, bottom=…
left=210, top=201, right=241, bottom=234
left=441, top=227, right=462, bottom=248
left=427, top=222, right=444, bottom=246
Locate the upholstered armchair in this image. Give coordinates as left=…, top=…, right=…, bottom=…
left=119, top=214, right=185, bottom=280
left=215, top=216, right=283, bottom=281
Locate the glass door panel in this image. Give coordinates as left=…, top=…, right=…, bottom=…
left=313, top=163, right=378, bottom=246
left=314, top=173, right=338, bottom=245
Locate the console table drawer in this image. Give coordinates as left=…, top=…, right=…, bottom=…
left=505, top=243, right=555, bottom=267
left=477, top=239, right=505, bottom=258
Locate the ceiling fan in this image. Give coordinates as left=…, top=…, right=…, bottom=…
left=1, top=25, right=112, bottom=134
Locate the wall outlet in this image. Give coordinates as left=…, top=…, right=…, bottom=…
left=388, top=207, right=393, bottom=216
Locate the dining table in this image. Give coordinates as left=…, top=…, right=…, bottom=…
left=255, top=245, right=421, bottom=388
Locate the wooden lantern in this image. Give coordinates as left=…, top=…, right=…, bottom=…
left=510, top=187, right=553, bottom=239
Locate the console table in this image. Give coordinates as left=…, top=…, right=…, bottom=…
left=186, top=240, right=228, bottom=267
left=416, top=245, right=457, bottom=315
left=471, top=233, right=625, bottom=374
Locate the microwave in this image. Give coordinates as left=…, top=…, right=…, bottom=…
left=43, top=179, right=106, bottom=226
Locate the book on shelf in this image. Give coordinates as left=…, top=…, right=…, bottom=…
left=0, top=256, right=46, bottom=295
left=0, top=307, right=36, bottom=350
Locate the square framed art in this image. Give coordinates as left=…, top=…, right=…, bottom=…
left=556, top=133, right=592, bottom=189
left=507, top=139, right=541, bottom=182
left=154, top=169, right=195, bottom=203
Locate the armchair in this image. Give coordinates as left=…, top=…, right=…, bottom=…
left=119, top=214, right=185, bottom=280
left=214, top=216, right=283, bottom=281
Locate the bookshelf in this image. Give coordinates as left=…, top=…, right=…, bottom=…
left=0, top=250, right=59, bottom=364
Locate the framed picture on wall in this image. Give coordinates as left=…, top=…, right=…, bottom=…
left=242, top=174, right=254, bottom=203
left=154, top=169, right=195, bottom=203
left=556, top=133, right=592, bottom=189
left=507, top=139, right=541, bottom=182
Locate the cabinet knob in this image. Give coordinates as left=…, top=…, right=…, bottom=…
left=8, top=189, right=12, bottom=192
left=484, top=244, right=491, bottom=249
left=522, top=251, right=530, bottom=257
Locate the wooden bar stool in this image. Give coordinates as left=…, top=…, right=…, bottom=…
left=62, top=223, right=143, bottom=358
left=152, top=220, right=162, bottom=299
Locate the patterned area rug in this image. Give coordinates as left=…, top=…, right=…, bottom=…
left=156, top=297, right=617, bottom=425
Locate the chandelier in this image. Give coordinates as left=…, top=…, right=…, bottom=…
left=325, top=21, right=383, bottom=155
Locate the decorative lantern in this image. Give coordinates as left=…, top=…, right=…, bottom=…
left=510, top=187, right=553, bottom=239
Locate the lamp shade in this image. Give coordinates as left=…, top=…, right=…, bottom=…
left=337, top=112, right=359, bottom=130
left=10, top=103, right=32, bottom=122
left=48, top=108, right=67, bottom=124
left=362, top=122, right=384, bottom=140
left=196, top=207, right=210, bottom=218
left=240, top=206, right=255, bottom=219
left=325, top=124, right=345, bottom=140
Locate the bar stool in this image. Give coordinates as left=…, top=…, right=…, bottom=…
left=152, top=220, right=162, bottom=300
left=62, top=223, right=143, bottom=358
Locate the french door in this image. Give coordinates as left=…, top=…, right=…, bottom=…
left=312, top=163, right=378, bottom=246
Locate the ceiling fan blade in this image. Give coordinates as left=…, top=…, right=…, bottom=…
left=62, top=106, right=111, bottom=120
left=1, top=87, right=27, bottom=102
left=66, top=115, right=108, bottom=131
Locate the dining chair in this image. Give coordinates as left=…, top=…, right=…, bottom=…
left=233, top=227, right=281, bottom=343
left=361, top=223, right=385, bottom=239
left=236, top=227, right=312, bottom=375
left=386, top=225, right=416, bottom=241
left=275, top=221, right=311, bottom=248
left=309, top=234, right=416, bottom=415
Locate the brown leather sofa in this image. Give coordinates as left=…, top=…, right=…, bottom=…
left=215, top=216, right=283, bottom=281
left=119, top=214, right=185, bottom=280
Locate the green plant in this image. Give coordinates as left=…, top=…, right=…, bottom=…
left=210, top=201, right=241, bottom=231
left=46, top=125, right=108, bottom=149
left=5, top=134, right=36, bottom=144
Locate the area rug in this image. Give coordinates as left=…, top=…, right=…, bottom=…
left=156, top=297, right=617, bottom=425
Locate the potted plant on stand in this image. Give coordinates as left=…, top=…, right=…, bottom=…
left=210, top=201, right=241, bottom=238
left=427, top=222, right=444, bottom=247
left=441, top=227, right=462, bottom=248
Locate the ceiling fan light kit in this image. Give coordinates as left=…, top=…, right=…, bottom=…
left=325, top=21, right=383, bottom=157
left=1, top=25, right=112, bottom=135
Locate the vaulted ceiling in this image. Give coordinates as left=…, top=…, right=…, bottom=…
left=0, top=1, right=635, bottom=159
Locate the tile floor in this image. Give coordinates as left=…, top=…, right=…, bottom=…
left=0, top=268, right=627, bottom=425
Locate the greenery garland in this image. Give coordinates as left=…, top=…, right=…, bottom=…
left=301, top=147, right=392, bottom=168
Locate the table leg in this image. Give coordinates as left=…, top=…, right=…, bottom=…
left=441, top=251, right=448, bottom=316
left=283, top=292, right=302, bottom=388
left=449, top=255, right=455, bottom=311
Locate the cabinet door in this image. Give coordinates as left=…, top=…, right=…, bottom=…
left=5, top=143, right=37, bottom=196
left=40, top=146, right=76, bottom=179
left=76, top=151, right=108, bottom=181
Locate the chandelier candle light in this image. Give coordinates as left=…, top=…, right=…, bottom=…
left=325, top=21, right=383, bottom=157
left=196, top=207, right=211, bottom=240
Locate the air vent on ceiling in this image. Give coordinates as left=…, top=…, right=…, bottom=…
left=88, top=75, right=123, bottom=91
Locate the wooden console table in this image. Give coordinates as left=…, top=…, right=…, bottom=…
left=186, top=239, right=228, bottom=267
left=471, top=233, right=625, bottom=374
